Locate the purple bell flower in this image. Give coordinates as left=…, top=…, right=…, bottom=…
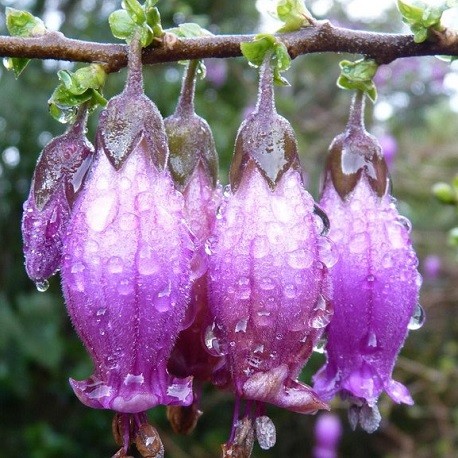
left=60, top=40, right=193, bottom=416
left=22, top=107, right=93, bottom=289
left=313, top=91, right=422, bottom=433
left=165, top=61, right=221, bottom=385
left=207, top=56, right=333, bottom=419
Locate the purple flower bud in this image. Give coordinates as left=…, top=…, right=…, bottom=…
left=313, top=413, right=342, bottom=458
left=22, top=108, right=93, bottom=287
left=207, top=58, right=332, bottom=414
left=165, top=61, right=221, bottom=383
left=60, top=42, right=193, bottom=414
left=313, top=92, right=422, bottom=432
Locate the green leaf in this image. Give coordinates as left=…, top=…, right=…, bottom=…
left=241, top=34, right=291, bottom=86
left=3, top=57, right=30, bottom=78
left=109, top=9, right=137, bottom=42
left=48, top=64, right=107, bottom=123
left=276, top=0, right=313, bottom=32
left=447, top=227, right=458, bottom=247
left=167, top=22, right=213, bottom=38
left=397, top=0, right=450, bottom=43
left=122, top=0, right=145, bottom=25
left=5, top=7, right=46, bottom=37
left=4, top=8, right=47, bottom=77
left=337, top=59, right=378, bottom=102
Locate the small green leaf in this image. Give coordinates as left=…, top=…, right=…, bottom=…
left=337, top=59, right=378, bottom=102
left=397, top=0, right=451, bottom=43
left=5, top=7, right=46, bottom=37
left=276, top=0, right=313, bottom=32
left=109, top=9, right=137, bottom=42
left=3, top=57, right=30, bottom=78
left=167, top=22, right=213, bottom=38
left=241, top=34, right=277, bottom=67
left=122, top=0, right=145, bottom=25
left=4, top=8, right=47, bottom=77
left=48, top=64, right=107, bottom=123
left=241, top=34, right=291, bottom=86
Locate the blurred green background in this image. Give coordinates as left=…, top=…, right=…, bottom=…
left=0, top=1, right=457, bottom=456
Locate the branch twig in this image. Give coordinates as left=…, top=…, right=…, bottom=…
left=1, top=22, right=458, bottom=73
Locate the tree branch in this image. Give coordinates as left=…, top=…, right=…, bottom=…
left=1, top=21, right=458, bottom=73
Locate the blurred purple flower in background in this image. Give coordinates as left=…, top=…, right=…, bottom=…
left=205, top=58, right=228, bottom=87
left=378, top=133, right=398, bottom=169
left=313, top=413, right=342, bottom=458
left=423, top=254, right=442, bottom=280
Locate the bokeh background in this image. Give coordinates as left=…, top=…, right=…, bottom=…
left=0, top=0, right=457, bottom=456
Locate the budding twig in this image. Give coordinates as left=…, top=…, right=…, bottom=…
left=1, top=22, right=458, bottom=73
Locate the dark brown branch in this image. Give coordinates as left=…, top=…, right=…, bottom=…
left=1, top=22, right=458, bottom=73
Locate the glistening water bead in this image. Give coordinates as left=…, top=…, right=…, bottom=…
left=408, top=303, right=425, bottom=331
left=35, top=279, right=49, bottom=292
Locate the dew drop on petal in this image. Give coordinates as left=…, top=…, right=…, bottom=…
left=408, top=303, right=425, bottom=330
left=287, top=248, right=313, bottom=269
left=35, top=279, right=49, bottom=292
left=255, top=416, right=276, bottom=450
left=396, top=215, right=412, bottom=233
left=349, top=232, right=367, bottom=254
left=235, top=317, right=248, bottom=333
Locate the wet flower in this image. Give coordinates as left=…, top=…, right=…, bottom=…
left=313, top=91, right=422, bottom=433
left=60, top=39, right=193, bottom=427
left=164, top=60, right=221, bottom=434
left=207, top=55, right=333, bottom=425
left=22, top=106, right=93, bottom=289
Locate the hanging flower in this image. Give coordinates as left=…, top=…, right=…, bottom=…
left=164, top=60, right=222, bottom=434
left=207, top=55, right=334, bottom=434
left=60, top=39, right=194, bottom=451
left=313, top=91, right=423, bottom=433
left=22, top=107, right=93, bottom=290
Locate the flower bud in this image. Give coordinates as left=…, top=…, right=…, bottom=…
left=61, top=39, right=193, bottom=414
left=22, top=107, right=93, bottom=287
left=313, top=91, right=422, bottom=432
left=207, top=56, right=332, bottom=415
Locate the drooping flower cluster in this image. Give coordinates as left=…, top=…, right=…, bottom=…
left=21, top=46, right=423, bottom=457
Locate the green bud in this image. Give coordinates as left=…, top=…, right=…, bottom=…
left=5, top=8, right=47, bottom=77
left=49, top=64, right=107, bottom=123
left=276, top=0, right=313, bottom=32
left=397, top=0, right=450, bottom=43
left=241, top=34, right=291, bottom=86
left=337, top=59, right=378, bottom=102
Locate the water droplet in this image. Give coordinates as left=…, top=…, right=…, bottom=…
left=204, top=236, right=217, bottom=255
left=318, top=237, right=338, bottom=268
left=313, top=335, right=327, bottom=353
left=313, top=204, right=330, bottom=236
left=252, top=236, right=270, bottom=259
left=396, top=216, right=412, bottom=233
left=96, top=308, right=106, bottom=316
left=366, top=274, right=375, bottom=283
left=118, top=212, right=137, bottom=231
left=86, top=191, right=116, bottom=232
left=204, top=324, right=226, bottom=356
left=309, top=296, right=332, bottom=329
left=216, top=205, right=223, bottom=219
left=382, top=253, right=394, bottom=268
left=408, top=303, right=425, bottom=330
left=287, top=248, right=313, bottom=269
left=118, top=279, right=133, bottom=296
left=255, top=416, right=276, bottom=450
left=283, top=283, right=297, bottom=299
left=35, top=279, right=49, bottom=292
left=223, top=185, right=231, bottom=198
left=366, top=331, right=377, bottom=348
left=259, top=276, right=275, bottom=291
left=107, top=256, right=123, bottom=274
left=235, top=317, right=248, bottom=333
left=71, top=261, right=86, bottom=274
left=254, top=344, right=264, bottom=354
